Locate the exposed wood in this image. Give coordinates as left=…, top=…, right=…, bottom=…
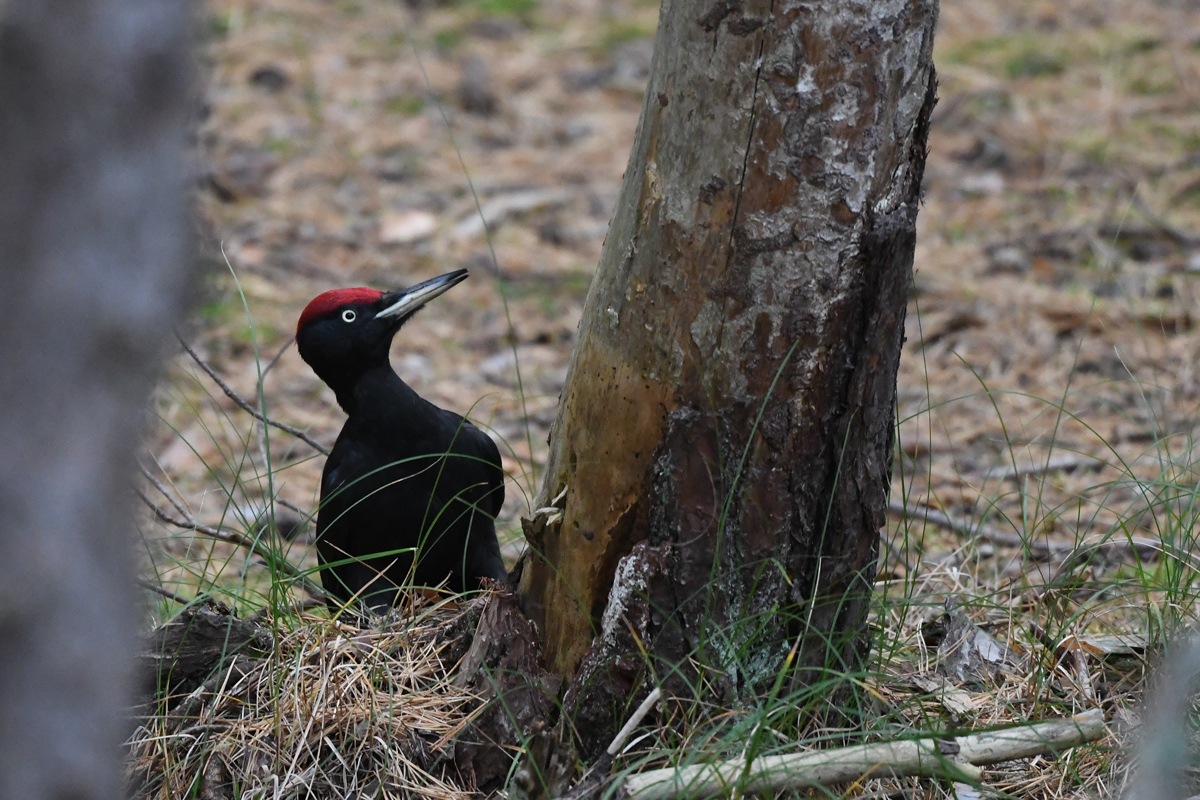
left=515, top=0, right=940, bottom=758
left=618, top=709, right=1105, bottom=800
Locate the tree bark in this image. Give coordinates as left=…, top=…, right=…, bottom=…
left=516, top=0, right=938, bottom=757
left=0, top=1, right=193, bottom=797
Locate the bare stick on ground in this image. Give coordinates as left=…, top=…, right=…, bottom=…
left=620, top=709, right=1106, bottom=800
left=137, top=579, right=195, bottom=606
left=135, top=489, right=327, bottom=601
left=889, top=498, right=1192, bottom=565
left=177, top=334, right=330, bottom=454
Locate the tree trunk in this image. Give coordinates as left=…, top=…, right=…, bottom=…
left=515, top=0, right=938, bottom=757
left=0, top=1, right=193, bottom=797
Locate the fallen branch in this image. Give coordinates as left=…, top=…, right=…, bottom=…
left=891, top=498, right=1071, bottom=552
left=618, top=709, right=1105, bottom=800
left=1129, top=192, right=1200, bottom=247
left=888, top=499, right=1175, bottom=563
left=139, top=463, right=194, bottom=521
left=137, top=488, right=255, bottom=548
left=609, top=689, right=663, bottom=757
left=260, top=336, right=294, bottom=379
left=983, top=454, right=1101, bottom=482
left=138, top=579, right=194, bottom=606
left=451, top=187, right=574, bottom=241
left=135, top=489, right=328, bottom=601
left=141, top=461, right=312, bottom=538
left=275, top=495, right=313, bottom=521
left=176, top=334, right=329, bottom=455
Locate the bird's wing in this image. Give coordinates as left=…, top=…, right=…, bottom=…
left=314, top=443, right=367, bottom=604
left=455, top=418, right=506, bottom=519
left=318, top=441, right=370, bottom=536
left=320, top=449, right=352, bottom=506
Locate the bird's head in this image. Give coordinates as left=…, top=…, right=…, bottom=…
left=296, top=269, right=468, bottom=391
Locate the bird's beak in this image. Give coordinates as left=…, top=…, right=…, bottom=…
left=375, top=269, right=469, bottom=322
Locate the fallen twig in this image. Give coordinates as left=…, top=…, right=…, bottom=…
left=139, top=463, right=193, bottom=521
left=1129, top=193, right=1200, bottom=247
left=983, top=454, right=1101, bottom=482
left=137, top=488, right=255, bottom=548
left=888, top=499, right=1174, bottom=563
left=135, top=489, right=327, bottom=600
left=559, top=689, right=664, bottom=800
left=451, top=188, right=574, bottom=241
left=890, top=499, right=1052, bottom=551
left=142, top=461, right=312, bottom=534
left=609, top=688, right=662, bottom=757
left=176, top=334, right=329, bottom=454
left=275, top=495, right=313, bottom=521
left=261, top=336, right=294, bottom=379
left=619, top=709, right=1105, bottom=800
left=138, top=579, right=194, bottom=606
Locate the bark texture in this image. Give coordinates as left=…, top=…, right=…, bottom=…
left=0, top=1, right=193, bottom=797
left=517, top=0, right=938, bottom=754
left=139, top=602, right=273, bottom=701
left=453, top=591, right=562, bottom=795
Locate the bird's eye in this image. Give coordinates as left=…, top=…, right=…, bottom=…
left=341, top=310, right=357, bottom=323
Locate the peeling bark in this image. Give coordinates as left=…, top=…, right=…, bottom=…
left=139, top=602, right=273, bottom=701
left=516, top=0, right=938, bottom=761
left=453, top=591, right=562, bottom=794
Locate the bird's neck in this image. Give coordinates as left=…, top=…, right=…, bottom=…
left=336, top=362, right=426, bottom=424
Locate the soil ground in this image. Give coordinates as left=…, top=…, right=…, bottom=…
left=139, top=1, right=1200, bottom=796
left=154, top=0, right=1200, bottom=595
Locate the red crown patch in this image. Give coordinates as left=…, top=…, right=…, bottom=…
left=297, top=288, right=384, bottom=334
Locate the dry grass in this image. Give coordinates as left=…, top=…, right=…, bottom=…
left=579, top=555, right=1140, bottom=799
left=860, top=570, right=1135, bottom=799
left=125, top=584, right=1138, bottom=799
left=128, top=599, right=485, bottom=800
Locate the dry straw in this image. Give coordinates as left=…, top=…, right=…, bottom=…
left=128, top=598, right=484, bottom=800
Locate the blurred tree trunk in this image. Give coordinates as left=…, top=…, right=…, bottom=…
left=515, top=0, right=938, bottom=757
left=0, top=1, right=193, bottom=797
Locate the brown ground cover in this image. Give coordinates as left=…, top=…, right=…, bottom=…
left=136, top=1, right=1200, bottom=796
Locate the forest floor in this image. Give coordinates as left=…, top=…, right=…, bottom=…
left=135, top=0, right=1200, bottom=797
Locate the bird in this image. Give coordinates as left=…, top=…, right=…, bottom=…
left=295, top=269, right=506, bottom=609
